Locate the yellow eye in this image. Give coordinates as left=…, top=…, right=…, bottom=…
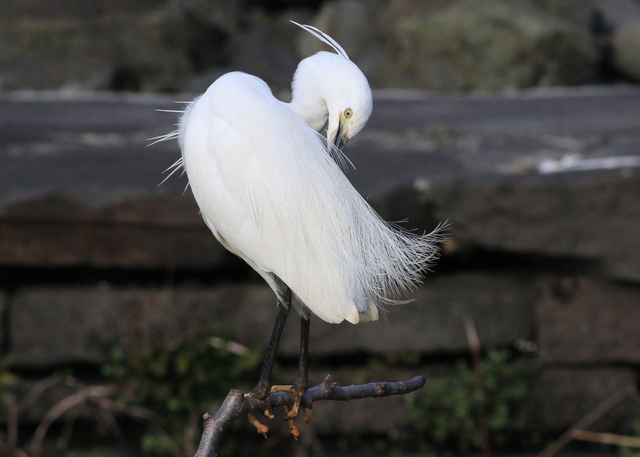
left=344, top=108, right=353, bottom=119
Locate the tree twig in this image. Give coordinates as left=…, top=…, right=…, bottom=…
left=29, top=385, right=116, bottom=457
left=570, top=429, right=640, bottom=449
left=464, top=315, right=491, bottom=457
left=537, top=388, right=631, bottom=457
left=193, top=376, right=426, bottom=457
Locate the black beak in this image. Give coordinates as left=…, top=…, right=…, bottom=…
left=332, top=121, right=348, bottom=151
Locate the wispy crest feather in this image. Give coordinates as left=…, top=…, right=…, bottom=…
left=290, top=21, right=350, bottom=60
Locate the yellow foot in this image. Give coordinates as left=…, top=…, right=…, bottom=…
left=283, top=404, right=311, bottom=439
left=269, top=384, right=310, bottom=438
left=244, top=392, right=275, bottom=419
left=270, top=384, right=307, bottom=418
left=300, top=405, right=311, bottom=424
left=247, top=411, right=269, bottom=438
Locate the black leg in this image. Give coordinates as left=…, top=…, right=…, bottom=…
left=283, top=315, right=310, bottom=420
left=295, top=316, right=310, bottom=393
left=250, top=300, right=290, bottom=400
left=246, top=285, right=313, bottom=427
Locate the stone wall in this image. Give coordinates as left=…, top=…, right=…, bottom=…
left=2, top=87, right=640, bottom=450
left=3, top=0, right=640, bottom=92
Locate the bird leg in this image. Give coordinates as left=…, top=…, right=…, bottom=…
left=246, top=301, right=290, bottom=421
left=295, top=315, right=310, bottom=417
left=271, top=315, right=310, bottom=422
left=246, top=288, right=311, bottom=438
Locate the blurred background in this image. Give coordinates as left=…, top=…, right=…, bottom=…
left=1, top=0, right=640, bottom=456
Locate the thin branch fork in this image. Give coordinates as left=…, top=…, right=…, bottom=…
left=193, top=375, right=426, bottom=457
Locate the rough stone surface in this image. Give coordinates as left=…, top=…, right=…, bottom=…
left=0, top=196, right=224, bottom=269
left=296, top=0, right=395, bottom=88
left=226, top=12, right=310, bottom=93
left=10, top=284, right=273, bottom=368
left=1, top=0, right=638, bottom=92
left=537, top=277, right=640, bottom=363
left=10, top=272, right=533, bottom=368
left=0, top=9, right=192, bottom=92
left=387, top=0, right=596, bottom=90
left=3, top=88, right=639, bottom=277
left=613, top=22, right=640, bottom=82
left=538, top=0, right=640, bottom=30
left=528, top=367, right=640, bottom=432
left=591, top=0, right=640, bottom=29
left=427, top=173, right=640, bottom=281
left=275, top=272, right=535, bottom=358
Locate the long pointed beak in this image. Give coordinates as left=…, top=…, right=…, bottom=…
left=331, top=120, right=349, bottom=151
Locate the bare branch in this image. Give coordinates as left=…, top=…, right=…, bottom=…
left=571, top=429, right=640, bottom=449
left=537, top=387, right=633, bottom=457
left=194, top=376, right=426, bottom=457
left=194, top=389, right=246, bottom=457
left=29, top=385, right=116, bottom=457
left=17, top=376, right=66, bottom=414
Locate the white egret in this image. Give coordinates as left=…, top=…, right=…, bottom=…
left=160, top=21, right=445, bottom=426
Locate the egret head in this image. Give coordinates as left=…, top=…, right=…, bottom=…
left=291, top=51, right=372, bottom=151
left=325, top=56, right=373, bottom=151
left=290, top=22, right=373, bottom=152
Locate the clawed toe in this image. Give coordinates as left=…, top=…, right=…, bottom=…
left=245, top=384, right=311, bottom=438
left=269, top=383, right=309, bottom=438
left=247, top=410, right=269, bottom=438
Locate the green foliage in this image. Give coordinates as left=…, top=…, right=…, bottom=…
left=620, top=423, right=640, bottom=457
left=406, top=349, right=539, bottom=453
left=103, top=331, right=263, bottom=456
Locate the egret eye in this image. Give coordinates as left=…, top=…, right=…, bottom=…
left=344, top=108, right=353, bottom=119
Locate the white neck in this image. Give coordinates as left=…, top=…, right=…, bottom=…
left=288, top=88, right=328, bottom=132
left=287, top=53, right=335, bottom=133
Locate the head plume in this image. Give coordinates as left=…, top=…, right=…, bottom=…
left=290, top=21, right=350, bottom=60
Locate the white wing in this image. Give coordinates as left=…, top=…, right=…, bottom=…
left=180, top=72, right=443, bottom=324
